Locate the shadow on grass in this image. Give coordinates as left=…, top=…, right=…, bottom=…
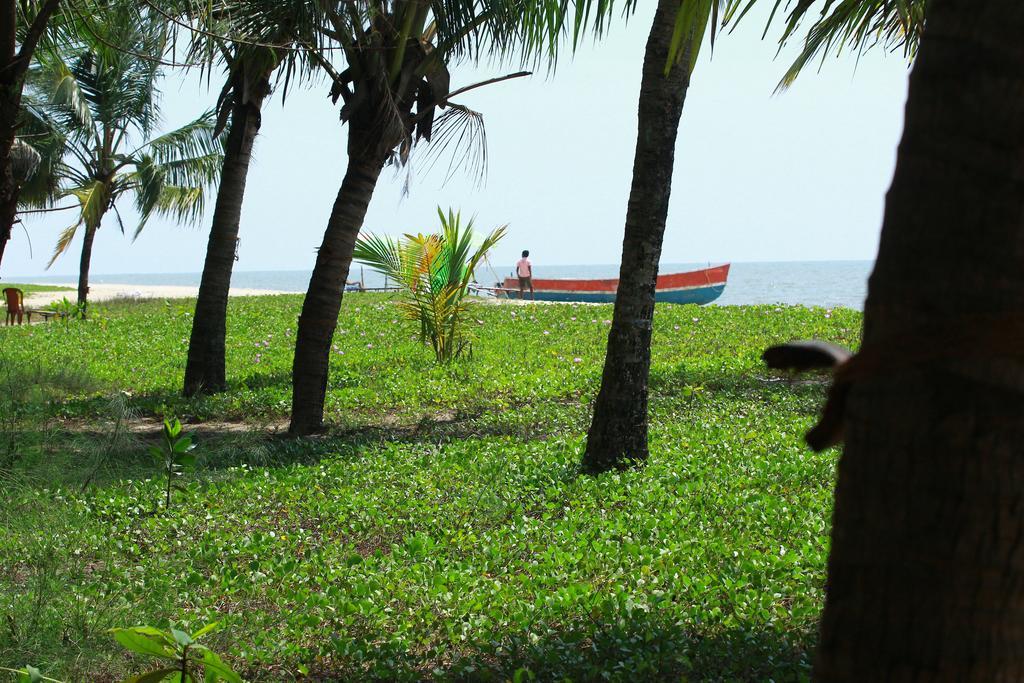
left=5, top=398, right=588, bottom=489
left=650, top=363, right=830, bottom=399
left=298, top=611, right=814, bottom=682
left=233, top=370, right=295, bottom=391
left=25, top=365, right=824, bottom=489
left=24, top=364, right=823, bottom=489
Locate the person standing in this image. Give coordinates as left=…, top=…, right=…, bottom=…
left=516, top=250, right=534, bottom=300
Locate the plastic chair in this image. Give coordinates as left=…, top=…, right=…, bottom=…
left=3, top=287, right=24, bottom=325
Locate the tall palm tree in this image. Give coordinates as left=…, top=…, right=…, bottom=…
left=811, top=0, right=1024, bottom=678
left=28, top=11, right=222, bottom=314
left=580, top=0, right=698, bottom=473
left=182, top=39, right=288, bottom=396
left=580, top=0, right=926, bottom=472
left=219, top=0, right=557, bottom=435
left=173, top=0, right=322, bottom=396
left=0, top=0, right=64, bottom=272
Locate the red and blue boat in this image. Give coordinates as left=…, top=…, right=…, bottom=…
left=501, top=264, right=730, bottom=305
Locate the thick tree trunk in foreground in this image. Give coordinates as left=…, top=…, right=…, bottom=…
left=0, top=195, right=12, bottom=269
left=814, top=1, right=1024, bottom=679
left=289, top=149, right=384, bottom=435
left=76, top=224, right=96, bottom=314
left=0, top=0, right=15, bottom=268
left=0, top=0, right=61, bottom=273
left=0, top=92, right=17, bottom=274
left=184, top=91, right=266, bottom=396
left=581, top=0, right=691, bottom=473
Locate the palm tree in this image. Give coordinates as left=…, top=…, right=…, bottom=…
left=182, top=48, right=275, bottom=397
left=0, top=0, right=65, bottom=272
left=182, top=40, right=288, bottom=397
left=28, top=11, right=222, bottom=314
left=353, top=208, right=506, bottom=363
left=218, top=0, right=558, bottom=435
left=580, top=0, right=927, bottom=473
left=579, top=0, right=699, bottom=473
left=175, top=0, right=320, bottom=396
left=810, top=0, right=1024, bottom=678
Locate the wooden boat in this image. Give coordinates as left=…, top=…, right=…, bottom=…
left=502, top=264, right=730, bottom=305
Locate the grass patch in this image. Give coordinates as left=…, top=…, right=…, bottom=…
left=0, top=294, right=858, bottom=681
left=0, top=282, right=75, bottom=296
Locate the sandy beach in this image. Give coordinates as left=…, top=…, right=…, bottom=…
left=21, top=283, right=290, bottom=309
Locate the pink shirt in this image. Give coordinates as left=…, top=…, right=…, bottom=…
left=516, top=258, right=532, bottom=277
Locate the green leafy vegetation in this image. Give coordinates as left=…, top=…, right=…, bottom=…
left=150, top=418, right=197, bottom=510
left=354, top=208, right=507, bottom=363
left=0, top=295, right=859, bottom=680
left=111, top=622, right=241, bottom=683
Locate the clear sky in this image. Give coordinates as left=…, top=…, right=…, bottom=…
left=5, top=3, right=911, bottom=279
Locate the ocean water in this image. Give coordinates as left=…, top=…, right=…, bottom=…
left=18, top=260, right=873, bottom=310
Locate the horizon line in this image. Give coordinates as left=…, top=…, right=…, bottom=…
left=5, top=258, right=876, bottom=280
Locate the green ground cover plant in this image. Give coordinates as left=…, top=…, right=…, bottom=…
left=0, top=294, right=859, bottom=681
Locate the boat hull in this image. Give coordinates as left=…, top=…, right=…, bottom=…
left=503, top=264, right=730, bottom=305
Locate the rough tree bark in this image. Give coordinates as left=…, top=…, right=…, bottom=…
left=76, top=223, right=95, bottom=312
left=581, top=0, right=691, bottom=473
left=289, top=143, right=385, bottom=435
left=0, top=148, right=15, bottom=268
left=814, top=0, right=1024, bottom=679
left=0, top=0, right=61, bottom=274
left=183, top=78, right=268, bottom=396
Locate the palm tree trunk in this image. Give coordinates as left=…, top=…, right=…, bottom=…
left=0, top=199, right=12, bottom=271
left=0, top=84, right=20, bottom=274
left=0, top=0, right=61, bottom=273
left=0, top=0, right=18, bottom=273
left=289, top=148, right=385, bottom=435
left=814, top=0, right=1024, bottom=679
left=183, top=92, right=266, bottom=397
left=581, top=0, right=692, bottom=474
left=77, top=224, right=96, bottom=315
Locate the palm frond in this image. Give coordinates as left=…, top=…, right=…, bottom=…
left=93, top=48, right=162, bottom=137
left=436, top=207, right=473, bottom=287
left=131, top=154, right=165, bottom=236
left=150, top=152, right=225, bottom=189
left=352, top=232, right=408, bottom=283
left=768, top=0, right=926, bottom=89
left=174, top=0, right=312, bottom=102
left=155, top=185, right=207, bottom=224
left=130, top=155, right=211, bottom=238
left=418, top=102, right=488, bottom=187
left=539, top=0, right=739, bottom=75
left=139, top=110, right=222, bottom=165
left=17, top=99, right=69, bottom=208
left=461, top=224, right=507, bottom=288
left=33, top=52, right=95, bottom=131
left=10, top=140, right=42, bottom=184
left=134, top=185, right=208, bottom=239
left=47, top=177, right=109, bottom=268
left=44, top=3, right=168, bottom=138
left=47, top=219, right=83, bottom=268
left=68, top=178, right=110, bottom=232
left=125, top=110, right=222, bottom=239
